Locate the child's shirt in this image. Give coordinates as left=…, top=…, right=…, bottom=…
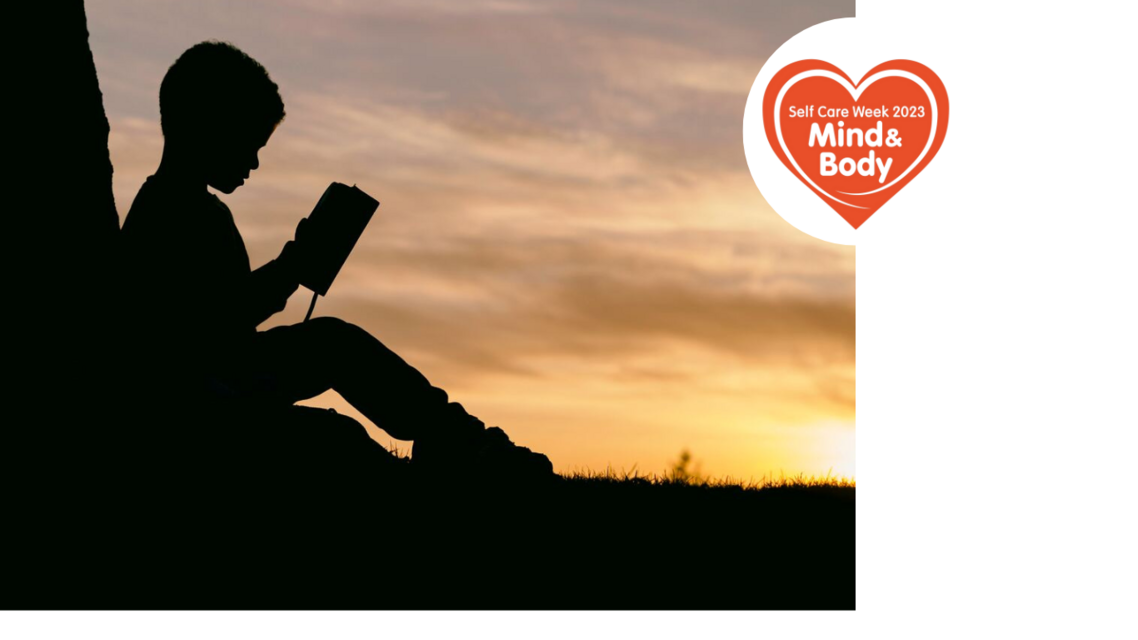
left=117, top=173, right=296, bottom=387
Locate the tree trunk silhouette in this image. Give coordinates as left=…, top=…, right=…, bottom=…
left=9, top=0, right=119, bottom=503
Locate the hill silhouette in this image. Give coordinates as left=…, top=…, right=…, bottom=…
left=4, top=2, right=853, bottom=610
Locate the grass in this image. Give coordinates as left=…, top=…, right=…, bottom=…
left=561, top=465, right=855, bottom=490
left=383, top=440, right=856, bottom=491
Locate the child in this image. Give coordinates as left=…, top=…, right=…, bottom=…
left=117, top=40, right=551, bottom=476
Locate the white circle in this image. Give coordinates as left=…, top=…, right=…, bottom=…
left=742, top=18, right=945, bottom=246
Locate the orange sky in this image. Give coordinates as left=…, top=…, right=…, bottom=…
left=89, top=0, right=855, bottom=480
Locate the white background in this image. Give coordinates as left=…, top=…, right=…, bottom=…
left=5, top=0, right=1137, bottom=637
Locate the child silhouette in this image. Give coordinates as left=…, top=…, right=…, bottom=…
left=117, top=40, right=551, bottom=477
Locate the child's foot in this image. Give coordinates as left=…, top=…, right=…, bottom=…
left=471, top=426, right=555, bottom=480
left=411, top=405, right=554, bottom=480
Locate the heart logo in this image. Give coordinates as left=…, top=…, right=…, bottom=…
left=762, top=60, right=949, bottom=229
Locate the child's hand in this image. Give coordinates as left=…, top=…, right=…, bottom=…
left=277, top=239, right=304, bottom=284
left=293, top=216, right=312, bottom=247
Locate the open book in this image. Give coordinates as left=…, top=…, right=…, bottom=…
left=295, top=182, right=380, bottom=297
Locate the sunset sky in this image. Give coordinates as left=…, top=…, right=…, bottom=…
left=88, top=0, right=855, bottom=480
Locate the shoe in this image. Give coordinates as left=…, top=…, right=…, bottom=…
left=474, top=427, right=555, bottom=479
left=412, top=410, right=554, bottom=481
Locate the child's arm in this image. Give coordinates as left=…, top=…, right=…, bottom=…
left=238, top=217, right=314, bottom=327
left=242, top=248, right=300, bottom=328
left=236, top=214, right=319, bottom=328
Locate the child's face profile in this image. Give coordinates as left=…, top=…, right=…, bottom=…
left=201, top=121, right=275, bottom=194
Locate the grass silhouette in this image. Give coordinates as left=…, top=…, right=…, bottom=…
left=563, top=466, right=855, bottom=490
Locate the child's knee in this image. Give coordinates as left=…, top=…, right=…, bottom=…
left=309, top=316, right=374, bottom=347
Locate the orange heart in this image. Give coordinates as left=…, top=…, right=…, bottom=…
left=763, top=59, right=949, bottom=229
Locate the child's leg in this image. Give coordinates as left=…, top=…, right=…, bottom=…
left=246, top=316, right=482, bottom=443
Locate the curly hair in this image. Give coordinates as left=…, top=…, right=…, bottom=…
left=159, top=40, right=285, bottom=141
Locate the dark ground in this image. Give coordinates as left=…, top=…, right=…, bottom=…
left=5, top=421, right=854, bottom=611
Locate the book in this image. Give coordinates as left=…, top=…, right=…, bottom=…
left=295, top=182, right=380, bottom=297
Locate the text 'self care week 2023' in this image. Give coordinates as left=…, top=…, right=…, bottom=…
left=763, top=60, right=948, bottom=229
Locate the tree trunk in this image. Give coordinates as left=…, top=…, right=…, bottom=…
left=8, top=0, right=120, bottom=517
